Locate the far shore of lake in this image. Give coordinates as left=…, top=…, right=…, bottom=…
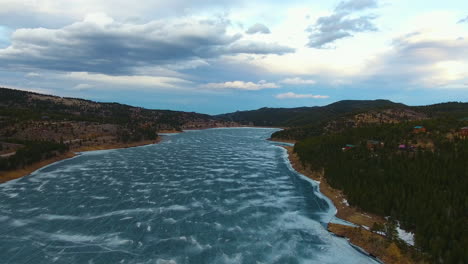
left=0, top=137, right=162, bottom=184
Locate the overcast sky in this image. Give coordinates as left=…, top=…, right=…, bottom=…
left=0, top=0, right=467, bottom=114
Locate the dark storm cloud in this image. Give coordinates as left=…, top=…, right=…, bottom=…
left=0, top=17, right=293, bottom=74
left=246, top=23, right=271, bottom=34
left=306, top=0, right=378, bottom=48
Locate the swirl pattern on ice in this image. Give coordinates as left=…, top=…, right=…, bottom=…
left=0, top=128, right=378, bottom=264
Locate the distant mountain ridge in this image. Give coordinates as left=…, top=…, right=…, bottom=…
left=2, top=87, right=467, bottom=142
left=217, top=99, right=468, bottom=140
left=0, top=87, right=229, bottom=130
left=216, top=99, right=406, bottom=127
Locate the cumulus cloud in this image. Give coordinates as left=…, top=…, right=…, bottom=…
left=335, top=0, right=378, bottom=12
left=246, top=23, right=271, bottom=34
left=458, top=16, right=468, bottom=24
left=0, top=14, right=294, bottom=75
left=200, top=80, right=279, bottom=90
left=280, top=77, right=316, bottom=85
left=275, top=92, right=329, bottom=99
left=307, top=0, right=378, bottom=48
left=0, top=0, right=240, bottom=28
left=364, top=31, right=468, bottom=88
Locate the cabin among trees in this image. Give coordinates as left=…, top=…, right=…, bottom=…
left=342, top=144, right=355, bottom=151
left=413, top=125, right=426, bottom=133
left=294, top=118, right=468, bottom=263
left=460, top=127, right=468, bottom=137
left=366, top=140, right=384, bottom=150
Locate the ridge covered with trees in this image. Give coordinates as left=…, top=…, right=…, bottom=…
left=216, top=99, right=405, bottom=127
left=0, top=87, right=238, bottom=175
left=294, top=118, right=468, bottom=263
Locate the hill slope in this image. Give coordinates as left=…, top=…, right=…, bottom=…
left=0, top=87, right=233, bottom=130
left=216, top=100, right=406, bottom=127
left=0, top=87, right=238, bottom=177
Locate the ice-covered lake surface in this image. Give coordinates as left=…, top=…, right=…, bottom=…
left=0, top=128, right=379, bottom=264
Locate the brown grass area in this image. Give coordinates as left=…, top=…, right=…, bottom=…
left=74, top=137, right=161, bottom=152
left=329, top=224, right=425, bottom=264
left=158, top=130, right=182, bottom=134
left=0, top=137, right=162, bottom=184
left=0, top=152, right=76, bottom=183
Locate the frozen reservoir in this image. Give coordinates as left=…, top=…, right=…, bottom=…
left=0, top=128, right=378, bottom=264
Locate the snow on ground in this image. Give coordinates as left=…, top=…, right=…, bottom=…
left=341, top=199, right=349, bottom=206
left=397, top=225, right=415, bottom=246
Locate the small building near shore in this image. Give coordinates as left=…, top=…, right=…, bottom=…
left=342, top=144, right=356, bottom=151
left=366, top=140, right=384, bottom=150
left=460, top=127, right=468, bottom=137
left=413, top=126, right=426, bottom=133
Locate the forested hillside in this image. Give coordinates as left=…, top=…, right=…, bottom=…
left=0, top=87, right=238, bottom=174
left=271, top=102, right=468, bottom=141
left=294, top=118, right=468, bottom=263
left=217, top=99, right=404, bottom=127
left=0, top=87, right=229, bottom=129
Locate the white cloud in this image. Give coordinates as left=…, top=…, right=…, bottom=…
left=237, top=10, right=468, bottom=90
left=458, top=15, right=468, bottom=24
left=72, top=83, right=94, bottom=90
left=246, top=23, right=271, bottom=34
left=200, top=80, right=279, bottom=90
left=26, top=72, right=41, bottom=77
left=83, top=12, right=114, bottom=26
left=280, top=77, right=316, bottom=85
left=65, top=72, right=192, bottom=89
left=307, top=0, right=379, bottom=48
left=275, top=92, right=329, bottom=99
left=361, top=25, right=468, bottom=89
left=335, top=0, right=378, bottom=12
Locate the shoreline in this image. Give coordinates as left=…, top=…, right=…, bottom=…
left=281, top=145, right=416, bottom=264
left=0, top=137, right=163, bottom=184
left=281, top=145, right=384, bottom=225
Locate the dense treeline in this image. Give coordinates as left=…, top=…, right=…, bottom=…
left=271, top=102, right=468, bottom=141
left=294, top=118, right=468, bottom=263
left=271, top=123, right=324, bottom=140
left=0, top=141, right=69, bottom=171
left=118, top=126, right=159, bottom=143
left=216, top=99, right=404, bottom=126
